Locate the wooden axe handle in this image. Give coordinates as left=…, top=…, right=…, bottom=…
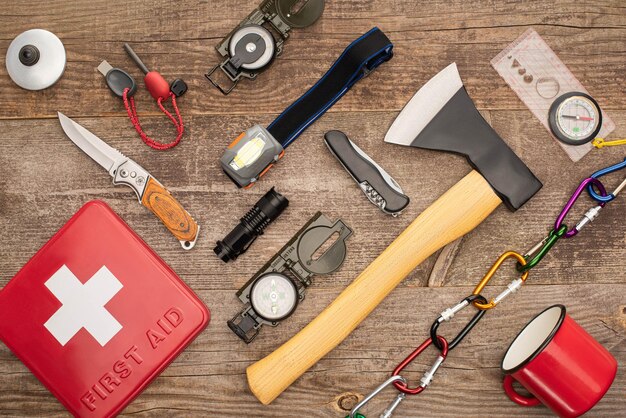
left=247, top=170, right=502, bottom=404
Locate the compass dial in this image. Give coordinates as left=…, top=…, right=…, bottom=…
left=250, top=273, right=298, bottom=322
left=229, top=25, right=275, bottom=71
left=548, top=92, right=602, bottom=146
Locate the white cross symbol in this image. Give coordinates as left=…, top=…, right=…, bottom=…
left=44, top=265, right=123, bottom=346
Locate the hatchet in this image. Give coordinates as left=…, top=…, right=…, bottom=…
left=246, top=63, right=542, bottom=404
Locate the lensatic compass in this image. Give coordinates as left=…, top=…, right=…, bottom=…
left=206, top=0, right=325, bottom=94
left=228, top=212, right=351, bottom=343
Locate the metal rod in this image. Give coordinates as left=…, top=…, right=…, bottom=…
left=123, top=43, right=149, bottom=74
left=612, top=178, right=626, bottom=197
left=380, top=393, right=405, bottom=418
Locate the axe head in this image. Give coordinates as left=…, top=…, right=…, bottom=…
left=385, top=63, right=542, bottom=210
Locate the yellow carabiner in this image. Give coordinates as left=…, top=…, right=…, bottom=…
left=472, top=251, right=529, bottom=310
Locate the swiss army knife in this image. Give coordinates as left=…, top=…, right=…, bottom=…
left=57, top=112, right=199, bottom=249
left=324, top=130, right=410, bottom=216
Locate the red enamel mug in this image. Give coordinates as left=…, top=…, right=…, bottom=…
left=501, top=304, right=617, bottom=417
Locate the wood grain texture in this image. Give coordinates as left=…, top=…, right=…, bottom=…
left=0, top=0, right=625, bottom=417
left=247, top=171, right=502, bottom=404
left=428, top=237, right=464, bottom=287
left=141, top=176, right=199, bottom=247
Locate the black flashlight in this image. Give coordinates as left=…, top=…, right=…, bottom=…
left=214, top=187, right=289, bottom=262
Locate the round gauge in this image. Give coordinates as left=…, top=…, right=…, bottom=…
left=548, top=92, right=602, bottom=146
left=249, top=273, right=298, bottom=322
left=229, top=25, right=275, bottom=71
left=6, top=29, right=66, bottom=90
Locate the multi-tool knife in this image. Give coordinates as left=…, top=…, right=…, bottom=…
left=324, top=130, right=410, bottom=216
left=57, top=112, right=199, bottom=249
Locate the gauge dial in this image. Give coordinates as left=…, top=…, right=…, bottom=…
left=229, top=26, right=275, bottom=71
left=250, top=273, right=298, bottom=322
left=548, top=92, right=602, bottom=146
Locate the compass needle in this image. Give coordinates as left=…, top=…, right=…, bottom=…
left=549, top=92, right=602, bottom=146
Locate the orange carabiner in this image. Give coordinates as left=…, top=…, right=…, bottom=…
left=472, top=251, right=529, bottom=310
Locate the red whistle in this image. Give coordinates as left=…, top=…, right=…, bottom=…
left=124, top=43, right=170, bottom=100
left=144, top=71, right=170, bottom=100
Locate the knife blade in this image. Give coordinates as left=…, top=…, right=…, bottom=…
left=57, top=112, right=199, bottom=250
left=324, top=130, right=409, bottom=216
left=58, top=112, right=127, bottom=176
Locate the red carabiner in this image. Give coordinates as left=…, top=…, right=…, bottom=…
left=392, top=336, right=448, bottom=395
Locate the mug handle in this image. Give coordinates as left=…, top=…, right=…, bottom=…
left=503, top=375, right=541, bottom=406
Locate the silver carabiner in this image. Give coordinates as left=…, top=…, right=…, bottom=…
left=380, top=392, right=406, bottom=418
left=349, top=375, right=407, bottom=418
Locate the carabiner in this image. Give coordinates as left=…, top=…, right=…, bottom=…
left=380, top=393, right=405, bottom=418
left=348, top=375, right=406, bottom=418
left=517, top=224, right=568, bottom=273
left=392, top=336, right=448, bottom=395
left=554, top=177, right=607, bottom=238
left=472, top=251, right=529, bottom=310
left=587, top=157, right=626, bottom=203
left=430, top=294, right=488, bottom=351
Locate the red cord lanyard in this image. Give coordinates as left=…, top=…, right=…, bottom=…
left=122, top=88, right=184, bottom=151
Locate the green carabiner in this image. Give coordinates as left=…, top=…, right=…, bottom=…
left=517, top=225, right=568, bottom=273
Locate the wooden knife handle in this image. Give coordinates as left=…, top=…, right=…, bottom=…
left=246, top=170, right=502, bottom=404
left=141, top=177, right=199, bottom=249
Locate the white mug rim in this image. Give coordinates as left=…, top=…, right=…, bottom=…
left=501, top=304, right=566, bottom=374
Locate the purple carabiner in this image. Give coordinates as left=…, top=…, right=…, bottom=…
left=555, top=177, right=607, bottom=238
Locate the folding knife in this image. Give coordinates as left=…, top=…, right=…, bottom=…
left=57, top=112, right=199, bottom=249
left=324, top=130, right=410, bottom=216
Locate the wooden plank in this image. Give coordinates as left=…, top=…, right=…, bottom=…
left=0, top=285, right=623, bottom=416
left=1, top=111, right=624, bottom=290
left=0, top=1, right=624, bottom=118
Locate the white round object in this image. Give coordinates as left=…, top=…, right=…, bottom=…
left=554, top=96, right=599, bottom=142
left=250, top=273, right=297, bottom=321
left=6, top=29, right=66, bottom=90
left=229, top=26, right=275, bottom=70
left=502, top=305, right=563, bottom=371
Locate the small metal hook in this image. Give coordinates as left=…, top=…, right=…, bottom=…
left=380, top=392, right=406, bottom=418
left=349, top=375, right=407, bottom=418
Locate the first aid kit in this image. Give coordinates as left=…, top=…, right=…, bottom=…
left=0, top=201, right=209, bottom=417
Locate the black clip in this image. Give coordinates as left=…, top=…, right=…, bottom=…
left=205, top=62, right=240, bottom=95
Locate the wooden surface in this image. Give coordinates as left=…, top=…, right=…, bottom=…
left=0, top=1, right=624, bottom=416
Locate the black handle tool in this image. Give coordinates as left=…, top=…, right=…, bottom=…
left=324, top=130, right=410, bottom=216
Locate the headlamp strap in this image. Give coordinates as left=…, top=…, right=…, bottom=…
left=267, top=27, right=393, bottom=148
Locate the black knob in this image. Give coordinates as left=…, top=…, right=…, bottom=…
left=19, top=45, right=40, bottom=66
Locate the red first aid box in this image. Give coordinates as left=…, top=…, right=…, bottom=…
left=0, top=201, right=209, bottom=417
